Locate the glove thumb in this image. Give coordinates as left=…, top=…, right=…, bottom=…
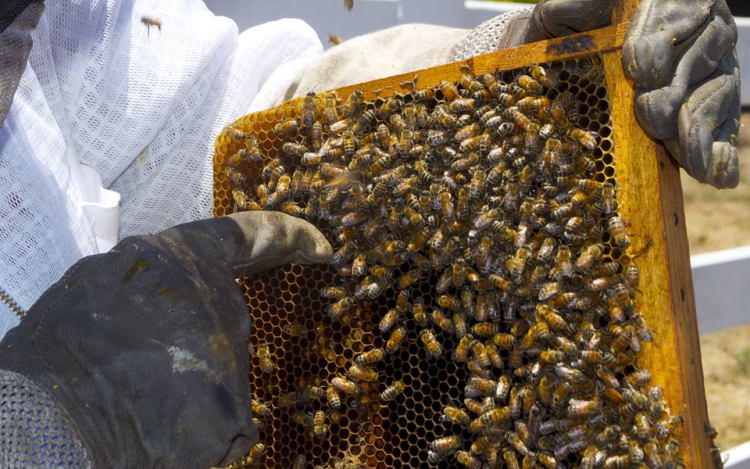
left=226, top=211, right=332, bottom=277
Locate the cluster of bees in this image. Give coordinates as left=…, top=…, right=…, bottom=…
left=222, top=63, right=699, bottom=469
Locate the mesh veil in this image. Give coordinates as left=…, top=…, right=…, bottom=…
left=0, top=0, right=323, bottom=338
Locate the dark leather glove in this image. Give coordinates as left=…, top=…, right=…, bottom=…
left=0, top=212, right=331, bottom=469
left=623, top=0, right=740, bottom=188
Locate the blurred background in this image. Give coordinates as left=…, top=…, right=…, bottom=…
left=203, top=0, right=750, bottom=462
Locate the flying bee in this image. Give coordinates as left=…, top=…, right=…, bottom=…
left=386, top=326, right=408, bottom=353
left=420, top=329, right=443, bottom=358
left=283, top=322, right=307, bottom=337
left=257, top=342, right=276, bottom=373
left=274, top=119, right=299, bottom=136
left=380, top=380, right=405, bottom=402
left=344, top=0, right=354, bottom=10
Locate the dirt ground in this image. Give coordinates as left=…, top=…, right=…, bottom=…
left=682, top=112, right=750, bottom=450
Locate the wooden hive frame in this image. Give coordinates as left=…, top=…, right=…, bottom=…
left=213, top=0, right=714, bottom=467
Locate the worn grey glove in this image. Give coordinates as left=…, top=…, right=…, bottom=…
left=0, top=212, right=331, bottom=469
left=623, top=0, right=740, bottom=188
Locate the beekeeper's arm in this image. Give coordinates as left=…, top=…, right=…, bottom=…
left=285, top=0, right=741, bottom=189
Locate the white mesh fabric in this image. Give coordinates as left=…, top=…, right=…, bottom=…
left=450, top=7, right=535, bottom=62
left=0, top=370, right=91, bottom=468
left=112, top=17, right=324, bottom=239
left=0, top=0, right=323, bottom=339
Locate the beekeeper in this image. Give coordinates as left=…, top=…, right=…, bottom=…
left=0, top=0, right=740, bottom=467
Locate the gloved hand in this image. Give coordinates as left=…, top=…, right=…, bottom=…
left=0, top=212, right=331, bottom=469
left=623, top=0, right=740, bottom=188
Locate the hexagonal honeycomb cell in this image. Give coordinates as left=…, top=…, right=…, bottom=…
left=213, top=57, right=690, bottom=469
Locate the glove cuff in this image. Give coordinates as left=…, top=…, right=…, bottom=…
left=450, top=7, right=545, bottom=62
left=0, top=369, right=92, bottom=468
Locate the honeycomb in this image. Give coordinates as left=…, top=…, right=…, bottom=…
left=212, top=57, right=697, bottom=469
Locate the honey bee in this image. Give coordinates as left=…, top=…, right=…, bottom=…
left=516, top=74, right=543, bottom=94
left=576, top=243, right=603, bottom=270
left=608, top=215, right=631, bottom=249
left=568, top=128, right=598, bottom=149
left=141, top=16, right=162, bottom=35
left=503, top=447, right=521, bottom=469
left=456, top=451, right=483, bottom=469
left=283, top=322, right=307, bottom=337
left=567, top=398, right=601, bottom=418
left=274, top=119, right=299, bottom=136
left=530, top=65, right=557, bottom=87
left=327, top=296, right=353, bottom=319
left=331, top=375, right=359, bottom=395
left=430, top=308, right=454, bottom=334
left=656, top=415, right=684, bottom=439
left=386, top=326, right=408, bottom=353
left=251, top=396, right=272, bottom=418
left=348, top=363, right=378, bottom=382
left=420, top=329, right=443, bottom=358
left=344, top=0, right=354, bottom=10
left=325, top=385, right=341, bottom=411
left=430, top=434, right=463, bottom=455
left=343, top=89, right=363, bottom=117
left=293, top=454, right=307, bottom=469
left=313, top=410, right=328, bottom=439
left=441, top=405, right=471, bottom=426
left=380, top=380, right=405, bottom=402
left=327, top=33, right=344, bottom=47
left=257, top=342, right=276, bottom=373
left=244, top=442, right=267, bottom=466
